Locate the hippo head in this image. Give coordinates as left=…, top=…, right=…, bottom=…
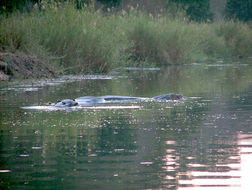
left=55, top=99, right=78, bottom=107
left=153, top=93, right=183, bottom=101
left=171, top=94, right=183, bottom=100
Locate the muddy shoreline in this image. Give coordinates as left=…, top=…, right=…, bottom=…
left=0, top=52, right=57, bottom=81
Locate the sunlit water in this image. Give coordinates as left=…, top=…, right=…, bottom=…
left=1, top=62, right=252, bottom=190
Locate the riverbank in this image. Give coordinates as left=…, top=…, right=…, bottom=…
left=0, top=4, right=251, bottom=78
left=0, top=52, right=56, bottom=81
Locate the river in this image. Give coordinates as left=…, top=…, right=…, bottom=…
left=1, top=60, right=252, bottom=189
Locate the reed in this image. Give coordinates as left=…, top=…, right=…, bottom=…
left=0, top=4, right=251, bottom=73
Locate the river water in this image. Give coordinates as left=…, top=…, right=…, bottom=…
left=1, top=61, right=252, bottom=190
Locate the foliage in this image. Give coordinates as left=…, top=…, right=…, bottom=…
left=168, top=0, right=213, bottom=22
left=127, top=14, right=197, bottom=64
left=0, top=0, right=94, bottom=14
left=225, top=0, right=252, bottom=21
left=0, top=4, right=251, bottom=73
left=0, top=0, right=36, bottom=14
left=0, top=5, right=123, bottom=73
left=96, top=0, right=121, bottom=9
left=215, top=21, right=252, bottom=56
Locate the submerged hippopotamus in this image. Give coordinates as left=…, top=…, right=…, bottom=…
left=54, top=93, right=184, bottom=108
left=54, top=99, right=79, bottom=107
left=153, top=93, right=183, bottom=101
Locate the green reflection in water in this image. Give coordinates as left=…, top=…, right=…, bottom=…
left=1, top=61, right=252, bottom=189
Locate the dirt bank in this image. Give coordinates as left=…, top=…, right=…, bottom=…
left=0, top=52, right=57, bottom=81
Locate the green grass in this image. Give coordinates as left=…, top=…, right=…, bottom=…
left=0, top=4, right=251, bottom=73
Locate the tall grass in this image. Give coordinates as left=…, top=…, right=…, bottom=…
left=0, top=4, right=251, bottom=73
left=0, top=5, right=123, bottom=73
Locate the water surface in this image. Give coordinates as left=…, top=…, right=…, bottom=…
left=1, top=62, right=252, bottom=189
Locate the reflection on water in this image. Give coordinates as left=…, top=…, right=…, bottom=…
left=238, top=134, right=252, bottom=190
left=0, top=75, right=115, bottom=93
left=1, top=62, right=252, bottom=189
left=176, top=133, right=252, bottom=190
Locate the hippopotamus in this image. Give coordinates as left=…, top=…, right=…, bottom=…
left=54, top=99, right=78, bottom=107
left=153, top=93, right=183, bottom=101
left=21, top=93, right=191, bottom=110
left=53, top=93, right=184, bottom=108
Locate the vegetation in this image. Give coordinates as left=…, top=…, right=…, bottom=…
left=0, top=2, right=251, bottom=74
left=225, top=0, right=252, bottom=22
left=168, top=0, right=213, bottom=22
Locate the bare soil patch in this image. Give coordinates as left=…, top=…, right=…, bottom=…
left=0, top=52, right=57, bottom=81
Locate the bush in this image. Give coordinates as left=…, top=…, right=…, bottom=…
left=215, top=21, right=252, bottom=56
left=225, top=0, right=252, bottom=22
left=0, top=4, right=251, bottom=74
left=0, top=5, right=123, bottom=73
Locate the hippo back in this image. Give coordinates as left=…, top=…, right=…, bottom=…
left=102, top=96, right=140, bottom=102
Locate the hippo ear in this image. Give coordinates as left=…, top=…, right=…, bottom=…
left=57, top=100, right=61, bottom=103
left=72, top=99, right=75, bottom=101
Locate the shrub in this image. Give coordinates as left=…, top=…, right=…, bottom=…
left=0, top=4, right=251, bottom=74
left=215, top=21, right=252, bottom=56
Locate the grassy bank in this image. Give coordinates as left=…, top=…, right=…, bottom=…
left=0, top=4, right=251, bottom=73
